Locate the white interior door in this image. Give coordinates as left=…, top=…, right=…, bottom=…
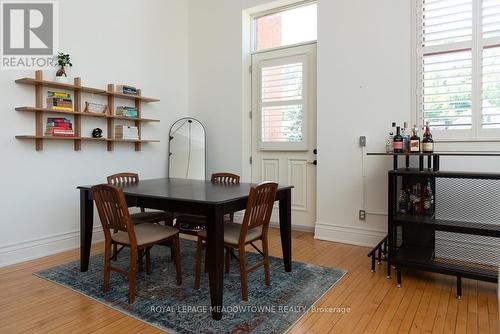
left=251, top=43, right=317, bottom=230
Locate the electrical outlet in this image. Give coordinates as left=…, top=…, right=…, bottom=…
left=359, top=136, right=366, bottom=147
left=359, top=210, right=366, bottom=220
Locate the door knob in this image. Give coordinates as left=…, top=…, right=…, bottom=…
left=308, top=160, right=317, bottom=166
left=313, top=149, right=317, bottom=155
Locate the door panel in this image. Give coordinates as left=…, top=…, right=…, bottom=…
left=251, top=43, right=317, bottom=229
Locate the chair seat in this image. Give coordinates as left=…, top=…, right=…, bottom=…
left=112, top=223, right=178, bottom=246
left=130, top=211, right=169, bottom=224
left=198, top=222, right=262, bottom=245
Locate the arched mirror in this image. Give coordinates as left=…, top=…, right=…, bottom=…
left=168, top=118, right=206, bottom=180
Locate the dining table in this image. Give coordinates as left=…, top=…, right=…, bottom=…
left=77, top=178, right=293, bottom=320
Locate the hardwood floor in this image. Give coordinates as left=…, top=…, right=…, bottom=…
left=0, top=229, right=497, bottom=333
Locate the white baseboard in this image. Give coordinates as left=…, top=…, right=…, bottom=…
left=0, top=226, right=104, bottom=268
left=269, top=221, right=315, bottom=232
left=314, top=221, right=387, bottom=248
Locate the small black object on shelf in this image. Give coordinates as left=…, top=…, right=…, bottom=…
left=91, top=128, right=103, bottom=138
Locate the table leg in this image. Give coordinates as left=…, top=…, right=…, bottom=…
left=279, top=189, right=292, bottom=272
left=206, top=204, right=225, bottom=320
left=80, top=189, right=94, bottom=272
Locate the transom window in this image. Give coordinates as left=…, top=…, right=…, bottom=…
left=253, top=2, right=317, bottom=52
left=417, top=0, right=500, bottom=140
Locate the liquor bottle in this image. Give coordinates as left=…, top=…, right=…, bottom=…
left=385, top=122, right=397, bottom=153
left=402, top=122, right=410, bottom=152
left=425, top=178, right=434, bottom=215
left=422, top=184, right=431, bottom=215
left=409, top=126, right=420, bottom=152
left=422, top=122, right=434, bottom=153
left=386, top=131, right=394, bottom=153
left=414, top=183, right=422, bottom=215
left=393, top=126, right=404, bottom=153
left=406, top=186, right=412, bottom=214
left=398, top=189, right=407, bottom=214
left=409, top=185, right=416, bottom=215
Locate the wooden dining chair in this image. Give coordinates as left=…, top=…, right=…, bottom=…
left=176, top=172, right=240, bottom=234
left=92, top=184, right=182, bottom=304
left=194, top=181, right=278, bottom=301
left=107, top=173, right=173, bottom=225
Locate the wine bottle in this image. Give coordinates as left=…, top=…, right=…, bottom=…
left=422, top=122, right=434, bottom=153
left=393, top=126, right=404, bottom=153
left=409, top=125, right=420, bottom=152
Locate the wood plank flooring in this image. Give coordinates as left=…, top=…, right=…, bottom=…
left=0, top=229, right=497, bottom=333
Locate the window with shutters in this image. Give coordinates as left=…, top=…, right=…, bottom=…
left=257, top=54, right=309, bottom=150
left=416, top=0, right=500, bottom=140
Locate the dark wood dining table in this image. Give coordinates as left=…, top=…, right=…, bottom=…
left=77, top=178, right=293, bottom=320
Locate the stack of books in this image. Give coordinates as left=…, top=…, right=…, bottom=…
left=116, top=85, right=138, bottom=95
left=45, top=117, right=75, bottom=137
left=115, top=125, right=139, bottom=140
left=116, top=106, right=138, bottom=118
left=47, top=91, right=73, bottom=111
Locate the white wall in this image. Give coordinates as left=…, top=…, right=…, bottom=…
left=188, top=0, right=500, bottom=247
left=314, top=0, right=411, bottom=245
left=0, top=0, right=189, bottom=266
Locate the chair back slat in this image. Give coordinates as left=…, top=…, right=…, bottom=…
left=92, top=184, right=136, bottom=244
left=240, top=182, right=278, bottom=242
left=211, top=173, right=240, bottom=184
left=107, top=173, right=139, bottom=186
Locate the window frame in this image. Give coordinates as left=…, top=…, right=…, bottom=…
left=256, top=53, right=310, bottom=151
left=251, top=0, right=317, bottom=53
left=414, top=0, right=500, bottom=141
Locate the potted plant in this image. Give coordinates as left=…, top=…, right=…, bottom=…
left=54, top=52, right=72, bottom=83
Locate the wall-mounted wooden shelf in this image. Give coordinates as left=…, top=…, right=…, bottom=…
left=16, top=106, right=106, bottom=118
left=15, top=78, right=104, bottom=94
left=96, top=91, right=160, bottom=103
left=16, top=106, right=160, bottom=122
left=15, top=135, right=159, bottom=143
left=107, top=115, right=160, bottom=122
left=15, top=135, right=107, bottom=141
left=15, top=71, right=160, bottom=151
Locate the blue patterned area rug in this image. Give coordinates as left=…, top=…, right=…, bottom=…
left=35, top=239, right=346, bottom=334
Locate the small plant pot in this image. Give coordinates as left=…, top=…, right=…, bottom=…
left=54, top=75, right=70, bottom=83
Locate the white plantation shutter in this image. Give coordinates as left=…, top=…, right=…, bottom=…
left=482, top=0, right=500, bottom=38
left=258, top=56, right=308, bottom=150
left=422, top=51, right=473, bottom=130
left=481, top=1, right=500, bottom=130
left=419, top=0, right=473, bottom=132
left=422, top=0, right=473, bottom=47
left=482, top=47, right=500, bottom=128
left=418, top=0, right=500, bottom=138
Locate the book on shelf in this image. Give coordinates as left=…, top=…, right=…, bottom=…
left=116, top=106, right=138, bottom=118
left=47, top=91, right=71, bottom=98
left=45, top=117, right=75, bottom=137
left=47, top=93, right=73, bottom=111
left=115, top=125, right=139, bottom=140
left=116, top=85, right=138, bottom=95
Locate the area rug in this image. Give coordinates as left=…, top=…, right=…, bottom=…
left=35, top=239, right=346, bottom=334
